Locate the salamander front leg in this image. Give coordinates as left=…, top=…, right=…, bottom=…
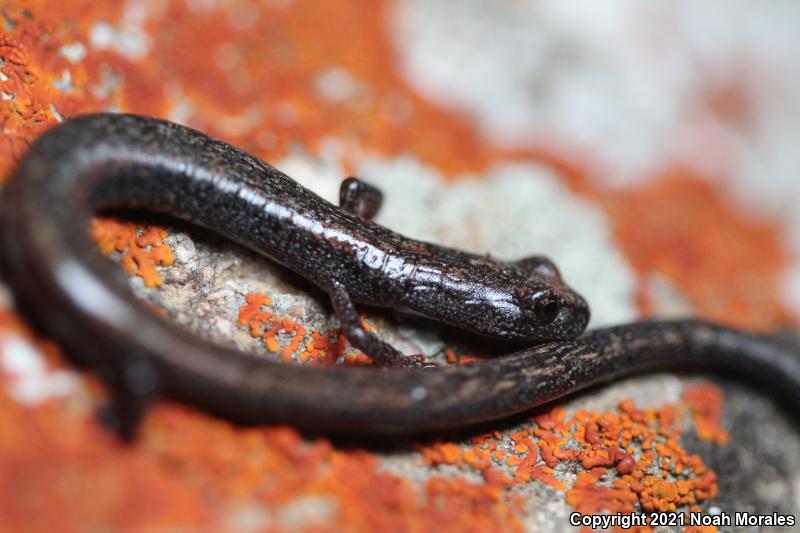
left=97, top=355, right=160, bottom=441
left=339, top=177, right=383, bottom=221
left=328, top=282, right=429, bottom=367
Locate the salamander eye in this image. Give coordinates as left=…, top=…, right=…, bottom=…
left=533, top=296, right=560, bottom=324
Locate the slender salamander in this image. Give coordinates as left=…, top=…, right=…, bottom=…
left=2, top=113, right=799, bottom=436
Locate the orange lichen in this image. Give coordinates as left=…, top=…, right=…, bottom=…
left=417, top=392, right=727, bottom=533
left=0, top=3, right=122, bottom=180
left=298, top=331, right=346, bottom=365
left=682, top=383, right=730, bottom=445
left=238, top=293, right=307, bottom=362
left=238, top=294, right=372, bottom=365
left=239, top=292, right=390, bottom=365
left=444, top=347, right=478, bottom=365
left=610, top=173, right=793, bottom=331
left=237, top=293, right=273, bottom=334
left=90, top=217, right=174, bottom=287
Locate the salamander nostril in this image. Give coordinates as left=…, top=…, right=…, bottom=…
left=534, top=297, right=560, bottom=324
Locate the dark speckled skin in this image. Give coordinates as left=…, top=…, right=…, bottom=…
left=1, top=112, right=799, bottom=436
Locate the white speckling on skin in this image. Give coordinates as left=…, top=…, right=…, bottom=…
left=1, top=336, right=79, bottom=405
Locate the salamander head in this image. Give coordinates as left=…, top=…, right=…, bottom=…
left=511, top=256, right=590, bottom=341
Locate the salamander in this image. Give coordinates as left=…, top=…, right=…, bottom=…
left=2, top=113, right=799, bottom=437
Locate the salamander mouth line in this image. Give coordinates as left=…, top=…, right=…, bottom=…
left=2, top=112, right=799, bottom=440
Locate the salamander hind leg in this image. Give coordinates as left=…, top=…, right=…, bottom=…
left=327, top=282, right=431, bottom=367
left=339, top=177, right=383, bottom=221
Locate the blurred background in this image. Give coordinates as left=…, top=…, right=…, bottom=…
left=1, top=1, right=799, bottom=531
